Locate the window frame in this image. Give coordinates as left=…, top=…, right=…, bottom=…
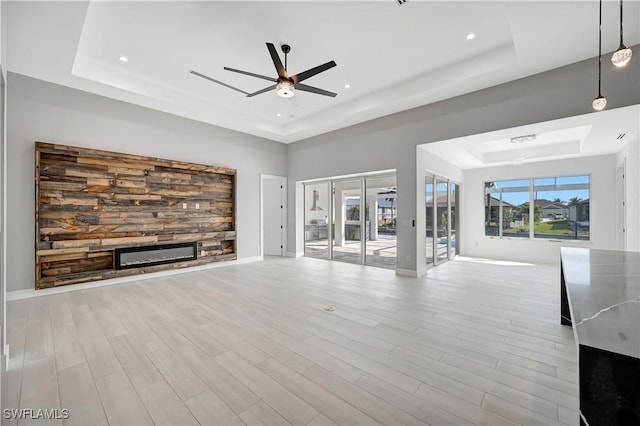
left=484, top=174, right=591, bottom=241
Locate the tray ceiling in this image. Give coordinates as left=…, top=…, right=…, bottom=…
left=7, top=1, right=640, bottom=143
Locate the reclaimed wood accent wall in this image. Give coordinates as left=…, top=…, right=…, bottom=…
left=35, top=142, right=236, bottom=289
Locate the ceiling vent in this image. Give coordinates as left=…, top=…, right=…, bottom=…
left=617, top=133, right=626, bottom=140
left=510, top=134, right=537, bottom=144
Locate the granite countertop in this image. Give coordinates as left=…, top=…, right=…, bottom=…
left=561, top=247, right=640, bottom=359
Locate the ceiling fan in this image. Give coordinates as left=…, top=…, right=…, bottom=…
left=190, top=42, right=337, bottom=99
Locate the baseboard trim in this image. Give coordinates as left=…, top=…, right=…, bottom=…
left=3, top=344, right=9, bottom=371
left=286, top=251, right=304, bottom=258
left=395, top=268, right=418, bottom=277
left=7, top=256, right=264, bottom=301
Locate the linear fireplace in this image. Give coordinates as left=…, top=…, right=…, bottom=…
left=114, top=242, right=198, bottom=270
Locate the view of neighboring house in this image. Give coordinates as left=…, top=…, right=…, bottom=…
left=484, top=196, right=517, bottom=236
left=534, top=199, right=569, bottom=219
left=486, top=195, right=516, bottom=212
left=569, top=199, right=590, bottom=224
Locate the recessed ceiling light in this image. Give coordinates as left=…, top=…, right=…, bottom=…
left=276, top=113, right=282, bottom=117
left=466, top=33, right=476, bottom=41
left=119, top=56, right=129, bottom=62
left=344, top=83, right=351, bottom=89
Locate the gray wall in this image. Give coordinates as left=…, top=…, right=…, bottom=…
left=7, top=73, right=287, bottom=291
left=287, top=48, right=640, bottom=273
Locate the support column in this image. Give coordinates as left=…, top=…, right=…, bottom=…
left=334, top=188, right=344, bottom=246
left=369, top=196, right=378, bottom=241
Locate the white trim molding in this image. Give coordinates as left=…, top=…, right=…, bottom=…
left=7, top=256, right=264, bottom=301
left=395, top=268, right=418, bottom=277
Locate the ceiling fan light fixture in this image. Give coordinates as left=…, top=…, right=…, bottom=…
left=276, top=81, right=295, bottom=98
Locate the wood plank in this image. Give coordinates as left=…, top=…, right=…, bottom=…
left=179, top=345, right=260, bottom=414
left=354, top=373, right=473, bottom=426
left=305, top=335, right=421, bottom=394
left=239, top=401, right=292, bottom=426
left=257, top=357, right=380, bottom=426
left=136, top=380, right=199, bottom=426
left=302, top=365, right=426, bottom=426
left=36, top=247, right=89, bottom=256
left=19, top=358, right=62, bottom=426
left=215, top=351, right=319, bottom=425
left=109, top=334, right=165, bottom=391
left=95, top=370, right=154, bottom=426
left=49, top=299, right=86, bottom=371
left=35, top=142, right=236, bottom=288
left=141, top=339, right=208, bottom=401
left=57, top=362, right=108, bottom=425
left=185, top=390, right=245, bottom=426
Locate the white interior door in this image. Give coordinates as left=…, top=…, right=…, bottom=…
left=616, top=162, right=627, bottom=251
left=262, top=176, right=286, bottom=256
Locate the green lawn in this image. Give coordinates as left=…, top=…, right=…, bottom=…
left=503, top=219, right=574, bottom=235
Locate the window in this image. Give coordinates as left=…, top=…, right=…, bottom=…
left=533, top=176, right=589, bottom=240
left=484, top=179, right=530, bottom=238
left=485, top=175, right=590, bottom=241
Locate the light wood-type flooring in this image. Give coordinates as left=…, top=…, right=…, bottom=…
left=2, top=256, right=578, bottom=425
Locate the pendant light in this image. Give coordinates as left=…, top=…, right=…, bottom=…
left=593, top=0, right=607, bottom=111
left=611, top=0, right=633, bottom=67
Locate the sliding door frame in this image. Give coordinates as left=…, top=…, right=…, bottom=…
left=426, top=170, right=461, bottom=267
left=304, top=172, right=396, bottom=267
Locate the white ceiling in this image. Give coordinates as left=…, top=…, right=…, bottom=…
left=419, top=104, right=640, bottom=169
left=7, top=1, right=640, bottom=143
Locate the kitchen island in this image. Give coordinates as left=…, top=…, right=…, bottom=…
left=560, top=247, right=639, bottom=425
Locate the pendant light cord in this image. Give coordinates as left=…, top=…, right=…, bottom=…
left=619, top=0, right=624, bottom=46
left=598, top=0, right=603, bottom=96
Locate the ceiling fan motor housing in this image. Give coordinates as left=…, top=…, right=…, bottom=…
left=276, top=80, right=294, bottom=98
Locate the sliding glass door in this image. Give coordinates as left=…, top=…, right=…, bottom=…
left=304, top=182, right=330, bottom=259
left=426, top=172, right=460, bottom=267
left=435, top=179, right=449, bottom=264
left=425, top=176, right=434, bottom=264
left=304, top=173, right=396, bottom=269
left=365, top=175, right=397, bottom=268
left=450, top=182, right=460, bottom=257
left=332, top=179, right=363, bottom=264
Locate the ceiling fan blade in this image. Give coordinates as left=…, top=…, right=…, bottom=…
left=189, top=70, right=250, bottom=95
left=295, top=83, right=337, bottom=98
left=266, top=43, right=287, bottom=79
left=247, top=85, right=277, bottom=97
left=224, top=67, right=277, bottom=83
left=290, top=60, right=337, bottom=84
